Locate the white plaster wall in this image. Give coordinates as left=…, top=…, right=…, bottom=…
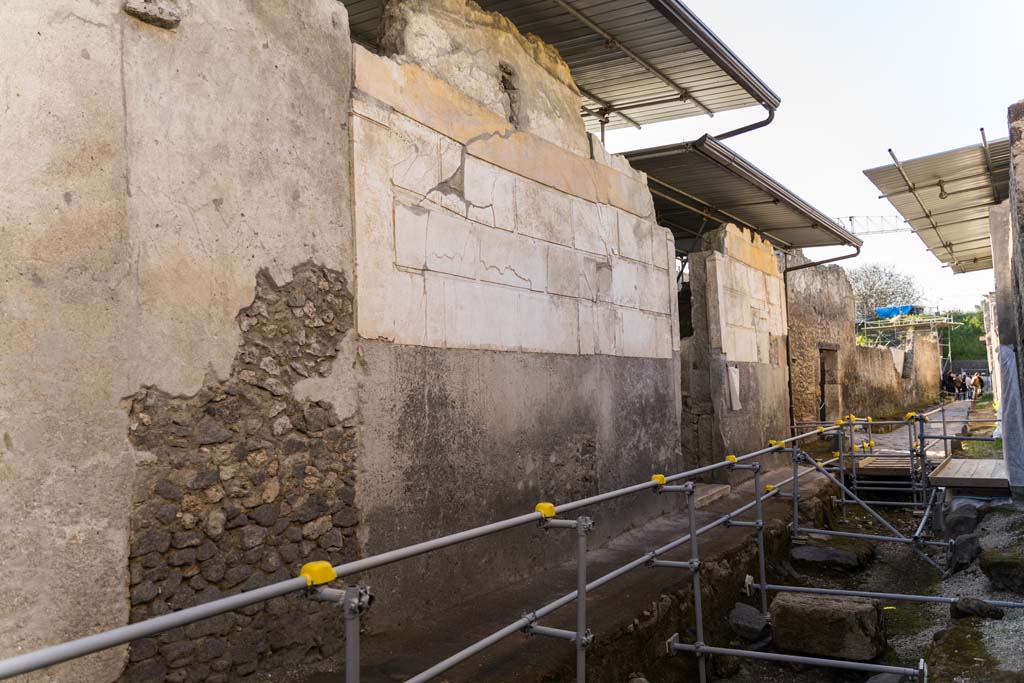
left=0, top=2, right=354, bottom=680
left=352, top=49, right=677, bottom=360
left=705, top=245, right=787, bottom=364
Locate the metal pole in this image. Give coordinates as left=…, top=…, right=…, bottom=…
left=753, top=465, right=769, bottom=617
left=802, top=456, right=943, bottom=571
left=941, top=404, right=949, bottom=458
left=342, top=586, right=372, bottom=683
left=837, top=426, right=847, bottom=522
left=687, top=489, right=707, bottom=683
left=576, top=518, right=591, bottom=683
left=758, top=583, right=1024, bottom=610
left=791, top=448, right=800, bottom=538
left=668, top=639, right=921, bottom=678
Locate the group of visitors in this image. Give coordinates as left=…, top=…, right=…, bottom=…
left=943, top=371, right=985, bottom=400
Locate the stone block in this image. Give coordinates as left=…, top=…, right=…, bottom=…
left=357, top=269, right=426, bottom=346
left=477, top=228, right=545, bottom=291
left=546, top=244, right=579, bottom=298
left=441, top=279, right=518, bottom=350
left=618, top=210, right=653, bottom=264
left=619, top=309, right=658, bottom=358
left=578, top=253, right=605, bottom=302
left=602, top=258, right=641, bottom=309
left=770, top=593, right=886, bottom=662
left=515, top=178, right=573, bottom=246
left=653, top=226, right=671, bottom=270
left=390, top=114, right=441, bottom=197
left=595, top=304, right=620, bottom=356
left=980, top=549, right=1024, bottom=593
left=463, top=156, right=515, bottom=231
left=578, top=301, right=596, bottom=355
left=394, top=202, right=429, bottom=270
left=572, top=197, right=618, bottom=257
left=728, top=602, right=769, bottom=642
left=638, top=264, right=669, bottom=314
left=517, top=293, right=578, bottom=355
left=425, top=209, right=478, bottom=279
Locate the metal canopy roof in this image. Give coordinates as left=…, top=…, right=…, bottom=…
left=863, top=131, right=1010, bottom=274
left=341, top=0, right=780, bottom=134
left=625, top=135, right=862, bottom=252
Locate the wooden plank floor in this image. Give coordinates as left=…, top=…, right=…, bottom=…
left=929, top=458, right=1009, bottom=489
left=843, top=452, right=945, bottom=478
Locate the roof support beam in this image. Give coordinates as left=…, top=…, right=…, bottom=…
left=980, top=127, right=1001, bottom=203
left=578, top=87, right=642, bottom=130
left=551, top=0, right=715, bottom=116
left=887, top=148, right=957, bottom=263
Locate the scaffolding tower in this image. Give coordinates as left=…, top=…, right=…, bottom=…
left=858, top=315, right=960, bottom=375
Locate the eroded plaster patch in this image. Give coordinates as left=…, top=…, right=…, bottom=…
left=121, top=262, right=358, bottom=682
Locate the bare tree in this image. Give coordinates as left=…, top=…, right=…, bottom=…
left=846, top=263, right=922, bottom=318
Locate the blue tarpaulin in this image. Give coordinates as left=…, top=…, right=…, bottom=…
left=874, top=305, right=914, bottom=318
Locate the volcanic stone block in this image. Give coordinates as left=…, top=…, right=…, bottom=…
left=770, top=593, right=886, bottom=661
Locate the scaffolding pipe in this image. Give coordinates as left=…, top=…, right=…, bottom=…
left=758, top=583, right=1024, bottom=610
left=0, top=443, right=837, bottom=682
left=405, top=460, right=833, bottom=683
left=668, top=641, right=921, bottom=678
left=799, top=527, right=947, bottom=548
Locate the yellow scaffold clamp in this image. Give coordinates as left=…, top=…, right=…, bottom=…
left=764, top=484, right=775, bottom=493
left=724, top=455, right=738, bottom=464
left=816, top=426, right=825, bottom=433
left=832, top=451, right=841, bottom=458
left=848, top=414, right=858, bottom=422
left=651, top=474, right=667, bottom=486
left=883, top=606, right=897, bottom=612
left=904, top=412, right=917, bottom=422
left=767, top=440, right=783, bottom=448
left=853, top=444, right=862, bottom=452
left=869, top=440, right=876, bottom=448
left=834, top=419, right=845, bottom=426
left=299, top=561, right=337, bottom=587
left=866, top=416, right=873, bottom=423
left=535, top=502, right=557, bottom=518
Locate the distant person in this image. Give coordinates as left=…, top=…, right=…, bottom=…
left=943, top=371, right=956, bottom=396
left=971, top=372, right=982, bottom=401
left=954, top=374, right=964, bottom=399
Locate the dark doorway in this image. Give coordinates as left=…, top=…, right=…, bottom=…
left=818, top=347, right=839, bottom=421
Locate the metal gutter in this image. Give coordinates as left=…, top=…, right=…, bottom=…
left=552, top=0, right=715, bottom=117
left=647, top=0, right=782, bottom=110
left=696, top=135, right=862, bottom=247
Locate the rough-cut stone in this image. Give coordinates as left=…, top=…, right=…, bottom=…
left=949, top=534, right=981, bottom=572
left=728, top=602, right=769, bottom=642
left=944, top=507, right=979, bottom=538
left=124, top=265, right=360, bottom=677
left=980, top=549, right=1024, bottom=593
left=790, top=543, right=872, bottom=572
left=950, top=597, right=1004, bottom=620
left=770, top=593, right=886, bottom=662
left=123, top=0, right=182, bottom=30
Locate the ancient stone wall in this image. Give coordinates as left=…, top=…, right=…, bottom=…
left=684, top=225, right=789, bottom=471
left=786, top=260, right=940, bottom=421
left=1, top=0, right=684, bottom=679
left=344, top=0, right=682, bottom=630
left=785, top=257, right=856, bottom=422
left=1008, top=101, right=1024, bottom=414
left=0, top=2, right=354, bottom=681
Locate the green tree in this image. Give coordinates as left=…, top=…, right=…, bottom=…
left=948, top=309, right=987, bottom=360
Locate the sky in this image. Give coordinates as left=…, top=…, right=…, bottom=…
left=603, top=0, right=1024, bottom=313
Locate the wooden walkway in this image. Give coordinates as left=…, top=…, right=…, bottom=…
left=929, top=458, right=1009, bottom=489
left=849, top=452, right=945, bottom=478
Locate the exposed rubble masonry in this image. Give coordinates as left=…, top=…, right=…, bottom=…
left=121, top=262, right=357, bottom=682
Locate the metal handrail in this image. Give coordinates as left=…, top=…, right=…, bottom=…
left=0, top=426, right=840, bottom=680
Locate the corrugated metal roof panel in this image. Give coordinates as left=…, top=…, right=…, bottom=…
left=863, top=136, right=1010, bottom=274
left=625, top=135, right=861, bottom=250
left=339, top=0, right=779, bottom=132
